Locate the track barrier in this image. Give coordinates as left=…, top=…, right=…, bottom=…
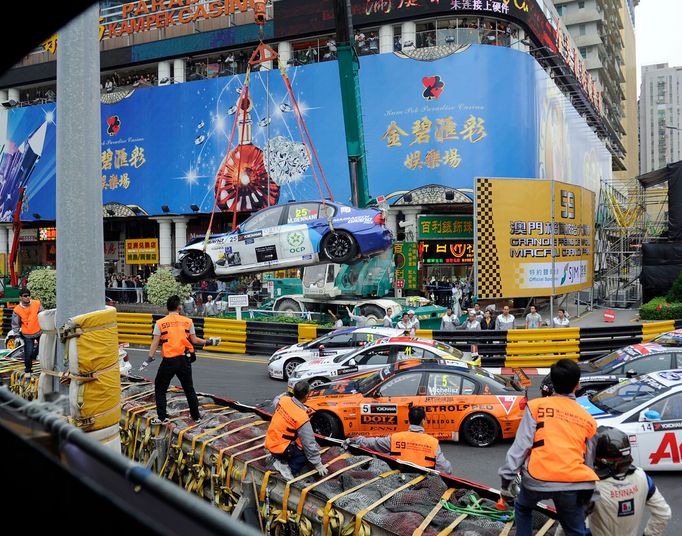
left=3, top=310, right=681, bottom=368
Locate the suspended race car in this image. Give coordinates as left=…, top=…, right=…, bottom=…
left=175, top=200, right=393, bottom=281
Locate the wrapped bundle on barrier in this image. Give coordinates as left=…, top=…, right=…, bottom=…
left=61, top=306, right=120, bottom=447
left=37, top=309, right=57, bottom=401
left=120, top=382, right=557, bottom=536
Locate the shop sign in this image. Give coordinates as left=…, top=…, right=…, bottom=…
left=38, top=227, right=57, bottom=241
left=394, top=242, right=418, bottom=290
left=104, top=241, right=120, bottom=260
left=19, top=229, right=38, bottom=242
left=418, top=216, right=473, bottom=240
left=419, top=240, right=473, bottom=264
left=125, top=238, right=159, bottom=265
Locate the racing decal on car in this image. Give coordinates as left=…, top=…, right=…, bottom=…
left=360, top=414, right=398, bottom=425
left=648, top=432, right=682, bottom=465
left=287, top=231, right=308, bottom=254
left=653, top=421, right=682, bottom=431
left=329, top=366, right=359, bottom=377
left=496, top=396, right=516, bottom=415
left=425, top=404, right=494, bottom=413
left=628, top=434, right=637, bottom=445
left=238, top=230, right=263, bottom=241
left=256, top=245, right=278, bottom=263
left=658, top=370, right=682, bottom=381
left=360, top=404, right=397, bottom=414
left=224, top=246, right=232, bottom=254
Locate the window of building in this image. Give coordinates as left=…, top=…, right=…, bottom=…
left=556, top=5, right=563, bottom=15
left=578, top=1, right=585, bottom=8
left=579, top=47, right=588, bottom=58
left=579, top=24, right=586, bottom=36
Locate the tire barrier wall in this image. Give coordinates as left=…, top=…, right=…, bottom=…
left=3, top=310, right=681, bottom=368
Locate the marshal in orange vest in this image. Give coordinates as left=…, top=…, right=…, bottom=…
left=265, top=396, right=309, bottom=454
left=14, top=300, right=41, bottom=336
left=389, top=430, right=439, bottom=468
left=527, top=396, right=598, bottom=483
left=156, top=314, right=194, bottom=357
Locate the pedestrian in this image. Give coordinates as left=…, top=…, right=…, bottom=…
left=498, top=359, right=599, bottom=536
left=451, top=282, right=462, bottom=317
left=440, top=306, right=459, bottom=331
left=473, top=302, right=483, bottom=321
left=383, top=307, right=394, bottom=327
left=204, top=295, right=217, bottom=317
left=327, top=309, right=344, bottom=329
left=553, top=308, right=570, bottom=328
left=463, top=310, right=481, bottom=330
left=345, top=306, right=368, bottom=327
left=480, top=309, right=496, bottom=330
left=343, top=406, right=452, bottom=473
left=12, top=288, right=43, bottom=376
left=495, top=305, right=515, bottom=331
left=135, top=276, right=144, bottom=303
left=396, top=313, right=411, bottom=335
left=584, top=426, right=671, bottom=536
left=265, top=380, right=328, bottom=480
left=525, top=305, right=542, bottom=329
left=140, top=295, right=221, bottom=424
left=407, top=309, right=420, bottom=333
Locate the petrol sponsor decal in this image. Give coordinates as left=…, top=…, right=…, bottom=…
left=496, top=396, right=516, bottom=415
left=360, top=404, right=397, bottom=414
left=648, top=432, right=682, bottom=465
left=425, top=404, right=494, bottom=413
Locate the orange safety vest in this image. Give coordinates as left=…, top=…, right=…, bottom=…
left=265, top=396, right=309, bottom=454
left=156, top=314, right=194, bottom=357
left=389, top=430, right=439, bottom=468
left=527, top=396, right=599, bottom=483
left=15, top=299, right=41, bottom=336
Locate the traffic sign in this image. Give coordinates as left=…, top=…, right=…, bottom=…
left=395, top=279, right=405, bottom=289
left=603, top=309, right=616, bottom=323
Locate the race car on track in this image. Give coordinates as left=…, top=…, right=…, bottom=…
left=652, top=329, right=682, bottom=347
left=305, top=359, right=526, bottom=447
left=268, top=326, right=403, bottom=380
left=175, top=200, right=393, bottom=281
left=287, top=336, right=480, bottom=389
left=540, top=342, right=682, bottom=397
left=578, top=369, right=682, bottom=471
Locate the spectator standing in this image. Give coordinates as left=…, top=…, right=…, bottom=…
left=553, top=308, right=570, bottom=328
left=525, top=305, right=542, bottom=329
left=382, top=307, right=393, bottom=327
left=204, top=295, right=217, bottom=317
left=463, top=310, right=481, bottom=331
left=440, top=307, right=459, bottom=331
left=328, top=309, right=344, bottom=329
left=473, top=302, right=484, bottom=321
left=12, top=288, right=43, bottom=376
left=345, top=306, right=368, bottom=327
left=407, top=310, right=420, bottom=334
left=495, top=305, right=515, bottom=331
left=396, top=313, right=411, bottom=335
left=480, top=309, right=496, bottom=330
left=135, top=276, right=144, bottom=303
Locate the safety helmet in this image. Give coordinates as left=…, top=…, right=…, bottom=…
left=594, top=426, right=634, bottom=479
left=539, top=374, right=553, bottom=397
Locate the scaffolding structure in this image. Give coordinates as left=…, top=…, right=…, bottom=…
left=592, top=178, right=647, bottom=308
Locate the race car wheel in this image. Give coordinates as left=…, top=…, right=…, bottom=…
left=180, top=251, right=213, bottom=280
left=461, top=413, right=500, bottom=447
left=5, top=337, right=15, bottom=349
left=311, top=411, right=344, bottom=438
left=321, top=231, right=357, bottom=264
left=283, top=358, right=304, bottom=381
left=308, top=377, right=328, bottom=389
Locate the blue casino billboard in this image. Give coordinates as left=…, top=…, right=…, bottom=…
left=0, top=45, right=610, bottom=222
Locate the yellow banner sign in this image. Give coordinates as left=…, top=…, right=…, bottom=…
left=125, top=239, right=159, bottom=265
left=475, top=178, right=594, bottom=298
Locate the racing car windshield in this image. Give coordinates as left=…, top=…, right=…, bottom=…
left=356, top=368, right=389, bottom=393
left=588, top=349, right=626, bottom=370
left=431, top=341, right=463, bottom=358
left=590, top=376, right=668, bottom=415
left=652, top=333, right=682, bottom=347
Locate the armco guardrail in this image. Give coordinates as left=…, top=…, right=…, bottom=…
left=2, top=310, right=682, bottom=368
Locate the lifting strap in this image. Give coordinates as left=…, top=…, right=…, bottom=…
left=412, top=487, right=457, bottom=536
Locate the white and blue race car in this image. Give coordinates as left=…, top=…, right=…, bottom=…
left=578, top=369, right=682, bottom=471
left=176, top=200, right=393, bottom=281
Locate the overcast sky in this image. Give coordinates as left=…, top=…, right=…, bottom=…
left=635, top=0, right=682, bottom=92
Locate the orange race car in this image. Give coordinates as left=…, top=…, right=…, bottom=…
left=306, top=360, right=527, bottom=447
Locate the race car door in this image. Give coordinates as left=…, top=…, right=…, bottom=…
left=277, top=202, right=325, bottom=269
left=217, top=205, right=286, bottom=274
left=423, top=371, right=479, bottom=441
left=627, top=387, right=682, bottom=471
left=358, top=371, right=426, bottom=435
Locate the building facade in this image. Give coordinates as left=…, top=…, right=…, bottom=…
left=0, top=0, right=614, bottom=291
left=639, top=63, right=682, bottom=174
left=552, top=0, right=638, bottom=180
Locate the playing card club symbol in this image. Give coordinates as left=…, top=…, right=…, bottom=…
left=107, top=115, right=121, bottom=136
left=422, top=76, right=445, bottom=100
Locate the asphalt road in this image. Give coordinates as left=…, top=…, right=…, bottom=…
left=127, top=348, right=680, bottom=533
